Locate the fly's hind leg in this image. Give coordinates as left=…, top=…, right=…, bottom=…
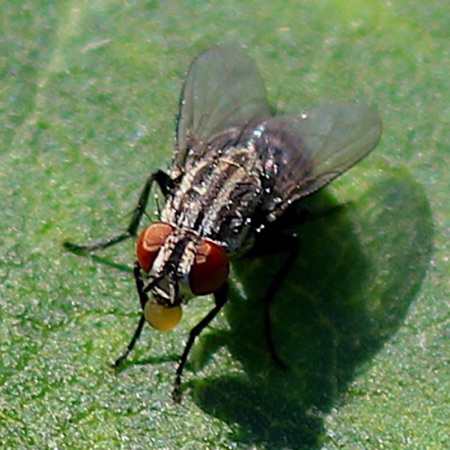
left=63, top=170, right=173, bottom=253
left=246, top=233, right=300, bottom=370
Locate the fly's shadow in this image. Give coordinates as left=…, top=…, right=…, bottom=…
left=192, top=169, right=433, bottom=449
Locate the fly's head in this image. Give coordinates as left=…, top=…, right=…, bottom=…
left=136, top=222, right=229, bottom=331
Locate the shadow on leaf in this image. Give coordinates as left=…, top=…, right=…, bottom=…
left=192, top=168, right=433, bottom=449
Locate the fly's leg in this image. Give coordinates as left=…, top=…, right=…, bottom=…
left=63, top=170, right=173, bottom=253
left=246, top=234, right=300, bottom=370
left=262, top=235, right=299, bottom=370
left=113, top=315, right=146, bottom=369
left=172, top=283, right=229, bottom=403
left=112, top=262, right=147, bottom=368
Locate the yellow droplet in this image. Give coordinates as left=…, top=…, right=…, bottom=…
left=144, top=301, right=182, bottom=331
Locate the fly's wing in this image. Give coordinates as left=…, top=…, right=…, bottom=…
left=175, top=44, right=271, bottom=170
left=255, top=102, right=382, bottom=220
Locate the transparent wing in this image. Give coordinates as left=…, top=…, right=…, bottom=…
left=255, top=102, right=382, bottom=219
left=175, top=44, right=271, bottom=169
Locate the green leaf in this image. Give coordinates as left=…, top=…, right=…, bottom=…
left=1, top=1, right=447, bottom=449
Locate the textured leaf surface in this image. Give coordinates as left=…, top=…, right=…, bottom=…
left=0, top=1, right=447, bottom=448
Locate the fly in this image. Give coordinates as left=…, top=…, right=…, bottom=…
left=64, top=44, right=382, bottom=402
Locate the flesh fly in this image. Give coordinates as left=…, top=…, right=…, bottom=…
left=64, top=44, right=382, bottom=402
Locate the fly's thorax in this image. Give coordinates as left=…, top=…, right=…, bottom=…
left=162, top=146, right=265, bottom=255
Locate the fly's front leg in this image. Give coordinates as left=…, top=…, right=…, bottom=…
left=172, top=283, right=229, bottom=403
left=112, top=261, right=148, bottom=368
left=63, top=170, right=173, bottom=253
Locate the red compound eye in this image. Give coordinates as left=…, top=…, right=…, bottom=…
left=136, top=222, right=173, bottom=272
left=190, top=240, right=229, bottom=295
